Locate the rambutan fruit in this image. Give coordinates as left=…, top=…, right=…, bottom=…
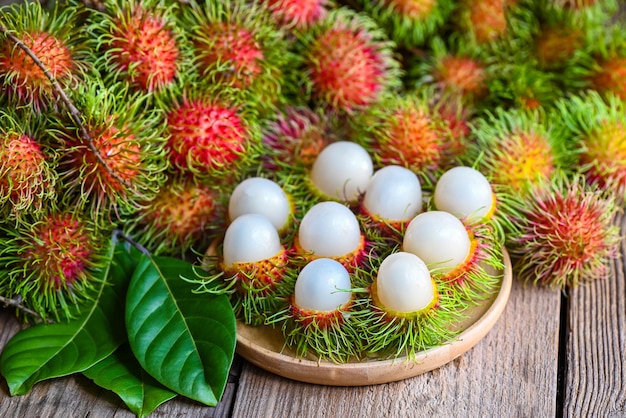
left=124, top=175, right=227, bottom=257
left=408, top=36, right=490, bottom=107
left=555, top=91, right=626, bottom=201
left=261, top=0, right=332, bottom=31
left=351, top=89, right=462, bottom=181
left=354, top=0, right=455, bottom=47
left=0, top=109, right=56, bottom=222
left=403, top=210, right=503, bottom=302
left=504, top=173, right=620, bottom=289
left=87, top=0, right=184, bottom=93
left=260, top=105, right=334, bottom=173
left=0, top=1, right=89, bottom=113
left=201, top=213, right=292, bottom=326
left=297, top=7, right=403, bottom=114
left=179, top=0, right=297, bottom=115
left=588, top=54, right=626, bottom=100
left=295, top=201, right=370, bottom=273
left=51, top=79, right=168, bottom=222
left=453, top=0, right=519, bottom=46
left=159, top=80, right=262, bottom=184
left=265, top=257, right=364, bottom=363
left=351, top=251, right=465, bottom=359
left=466, top=106, right=568, bottom=196
left=0, top=207, right=110, bottom=321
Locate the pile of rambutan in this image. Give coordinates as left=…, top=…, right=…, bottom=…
left=0, top=0, right=624, bottom=375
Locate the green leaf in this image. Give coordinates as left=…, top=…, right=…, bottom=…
left=125, top=255, right=236, bottom=407
left=83, top=343, right=177, bottom=418
left=0, top=237, right=131, bottom=395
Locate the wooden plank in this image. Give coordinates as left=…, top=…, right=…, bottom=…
left=563, top=214, right=626, bottom=416
left=231, top=278, right=561, bottom=418
left=0, top=309, right=238, bottom=418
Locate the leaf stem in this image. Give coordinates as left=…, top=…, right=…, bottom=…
left=0, top=24, right=131, bottom=189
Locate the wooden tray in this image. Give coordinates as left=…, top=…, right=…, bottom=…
left=235, top=249, right=513, bottom=386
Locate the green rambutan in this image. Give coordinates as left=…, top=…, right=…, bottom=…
left=0, top=1, right=89, bottom=113
left=555, top=91, right=626, bottom=201
left=467, top=106, right=568, bottom=195
left=179, top=0, right=296, bottom=114
left=124, top=175, right=227, bottom=257
left=504, top=173, right=621, bottom=289
left=261, top=0, right=332, bottom=31
left=297, top=7, right=403, bottom=114
left=51, top=79, right=168, bottom=221
left=87, top=0, right=184, bottom=93
left=0, top=207, right=110, bottom=321
left=0, top=109, right=56, bottom=221
left=354, top=0, right=455, bottom=47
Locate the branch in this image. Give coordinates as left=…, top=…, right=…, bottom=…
left=0, top=24, right=131, bottom=189
left=0, top=294, right=52, bottom=324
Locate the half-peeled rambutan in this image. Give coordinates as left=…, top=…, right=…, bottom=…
left=504, top=173, right=620, bottom=289
left=87, top=0, right=183, bottom=93
left=297, top=7, right=402, bottom=114
left=0, top=1, right=89, bottom=113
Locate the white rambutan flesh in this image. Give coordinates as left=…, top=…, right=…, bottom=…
left=363, top=165, right=422, bottom=221
left=310, top=141, right=373, bottom=203
left=228, top=177, right=292, bottom=230
left=403, top=211, right=471, bottom=274
left=375, top=252, right=435, bottom=313
left=222, top=213, right=283, bottom=267
left=434, top=166, right=495, bottom=221
left=294, top=258, right=352, bottom=312
left=298, top=201, right=362, bottom=257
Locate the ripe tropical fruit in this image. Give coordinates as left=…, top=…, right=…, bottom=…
left=504, top=173, right=620, bottom=289
left=0, top=1, right=89, bottom=113
left=87, top=0, right=183, bottom=93
left=297, top=7, right=402, bottom=114
left=0, top=208, right=110, bottom=321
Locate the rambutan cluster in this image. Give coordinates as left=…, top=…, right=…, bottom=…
left=0, top=0, right=624, bottom=357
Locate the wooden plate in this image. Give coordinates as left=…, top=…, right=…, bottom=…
left=235, top=249, right=513, bottom=386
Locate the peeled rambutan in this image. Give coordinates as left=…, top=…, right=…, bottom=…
left=355, top=0, right=454, bottom=47
left=0, top=208, right=109, bottom=321
left=0, top=2, right=88, bottom=113
left=53, top=80, right=168, bottom=221
left=87, top=0, right=182, bottom=93
left=180, top=0, right=295, bottom=114
left=125, top=176, right=227, bottom=257
left=262, top=0, right=331, bottom=30
left=467, top=107, right=567, bottom=195
left=0, top=110, right=56, bottom=221
left=504, top=173, right=620, bottom=289
left=298, top=7, right=402, bottom=114
left=555, top=91, right=626, bottom=201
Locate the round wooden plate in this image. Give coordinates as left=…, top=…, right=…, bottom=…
left=235, top=249, right=513, bottom=386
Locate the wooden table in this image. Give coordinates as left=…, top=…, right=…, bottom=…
left=1, top=215, right=625, bottom=418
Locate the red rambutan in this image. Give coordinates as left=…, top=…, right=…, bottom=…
left=0, top=2, right=88, bottom=112
left=505, top=174, right=621, bottom=289
left=262, top=0, right=331, bottom=30
left=88, top=0, right=182, bottom=92
left=298, top=7, right=402, bottom=113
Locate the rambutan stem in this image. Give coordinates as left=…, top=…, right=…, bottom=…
left=0, top=294, right=52, bottom=323
left=0, top=24, right=131, bottom=189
